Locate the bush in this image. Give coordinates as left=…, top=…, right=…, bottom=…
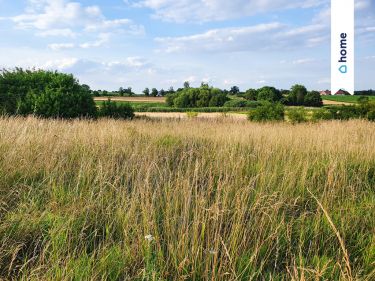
left=248, top=102, right=284, bottom=122
left=99, top=99, right=134, bottom=119
left=0, top=68, right=97, bottom=118
left=328, top=106, right=361, bottom=120
left=288, top=107, right=307, bottom=124
left=311, top=109, right=334, bottom=121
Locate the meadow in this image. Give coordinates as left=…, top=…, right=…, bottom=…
left=0, top=117, right=374, bottom=280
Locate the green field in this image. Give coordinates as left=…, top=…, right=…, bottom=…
left=322, top=95, right=375, bottom=103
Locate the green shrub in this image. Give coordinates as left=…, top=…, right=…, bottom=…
left=311, top=109, right=334, bottom=121
left=328, top=106, right=361, bottom=120
left=0, top=68, right=97, bottom=118
left=248, top=102, right=284, bottom=122
left=288, top=107, right=307, bottom=124
left=99, top=99, right=134, bottom=119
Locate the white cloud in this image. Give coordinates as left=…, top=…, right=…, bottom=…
left=155, top=22, right=328, bottom=53
left=155, top=23, right=285, bottom=53
left=128, top=0, right=327, bottom=22
left=42, top=57, right=79, bottom=70
left=48, top=43, right=75, bottom=51
left=36, top=28, right=76, bottom=37
left=8, top=0, right=144, bottom=37
left=79, top=33, right=110, bottom=49
left=292, top=58, right=316, bottom=65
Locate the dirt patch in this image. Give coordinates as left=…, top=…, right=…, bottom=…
left=323, top=100, right=352, bottom=106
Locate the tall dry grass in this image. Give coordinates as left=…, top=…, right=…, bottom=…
left=0, top=116, right=374, bottom=280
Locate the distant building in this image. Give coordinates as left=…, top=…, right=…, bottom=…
left=320, top=90, right=331, bottom=96
left=335, top=90, right=348, bottom=95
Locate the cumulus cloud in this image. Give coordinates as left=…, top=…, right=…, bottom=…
left=36, top=28, right=77, bottom=37
left=8, top=0, right=144, bottom=39
left=128, top=0, right=327, bottom=22
left=155, top=22, right=327, bottom=53
left=48, top=43, right=75, bottom=51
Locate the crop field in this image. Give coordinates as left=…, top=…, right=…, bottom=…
left=322, top=95, right=375, bottom=104
left=0, top=117, right=374, bottom=280
left=94, top=97, right=166, bottom=103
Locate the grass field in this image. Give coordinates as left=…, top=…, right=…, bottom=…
left=0, top=117, right=374, bottom=280
left=322, top=95, right=375, bottom=104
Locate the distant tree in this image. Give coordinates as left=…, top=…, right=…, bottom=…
left=168, top=86, right=175, bottom=94
left=159, top=89, right=166, bottom=96
left=169, top=84, right=228, bottom=108
left=230, top=86, right=240, bottom=95
left=244, top=89, right=258, bottom=101
left=183, top=81, right=190, bottom=89
left=143, top=87, right=150, bottom=96
left=151, top=88, right=158, bottom=97
left=257, top=86, right=282, bottom=102
left=304, top=91, right=323, bottom=107
left=288, top=84, right=307, bottom=105
left=119, top=87, right=125, bottom=96
left=123, top=87, right=134, bottom=97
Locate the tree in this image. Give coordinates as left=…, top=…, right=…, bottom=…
left=244, top=89, right=258, bottom=101
left=143, top=88, right=150, bottom=96
left=169, top=85, right=228, bottom=108
left=257, top=86, right=282, bottom=102
left=230, top=86, right=240, bottom=95
left=151, top=88, right=158, bottom=97
left=183, top=81, right=190, bottom=89
left=119, top=87, right=125, bottom=96
left=0, top=68, right=97, bottom=118
left=288, top=84, right=307, bottom=105
left=159, top=89, right=166, bottom=96
left=304, top=91, right=323, bottom=107
left=168, top=86, right=175, bottom=94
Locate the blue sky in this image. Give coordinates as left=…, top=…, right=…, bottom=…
left=0, top=0, right=374, bottom=92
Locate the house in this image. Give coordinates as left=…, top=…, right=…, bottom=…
left=319, top=90, right=331, bottom=96
left=335, top=90, right=349, bottom=95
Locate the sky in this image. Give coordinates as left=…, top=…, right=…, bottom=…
left=0, top=0, right=374, bottom=92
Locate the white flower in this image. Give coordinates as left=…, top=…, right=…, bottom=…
left=144, top=234, right=154, bottom=242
